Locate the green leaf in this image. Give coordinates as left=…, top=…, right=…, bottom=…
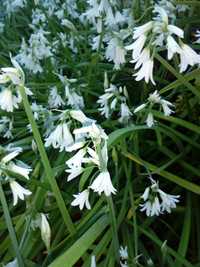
left=49, top=215, right=109, bottom=267
left=123, top=152, right=200, bottom=195
left=174, top=194, right=191, bottom=267
left=108, top=125, right=148, bottom=148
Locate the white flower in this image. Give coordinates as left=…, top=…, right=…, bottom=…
left=1, top=148, right=22, bottom=163
left=16, top=29, right=52, bottom=74
left=119, top=246, right=128, bottom=260
left=91, top=255, right=96, bottom=267
left=66, top=148, right=86, bottom=169
left=166, top=36, right=181, bottom=60
left=140, top=178, right=180, bottom=216
left=8, top=162, right=32, bottom=179
left=84, top=147, right=100, bottom=166
left=158, top=190, right=180, bottom=213
left=65, top=166, right=84, bottom=181
left=141, top=187, right=150, bottom=201
left=146, top=112, right=154, bottom=127
left=134, top=58, right=155, bottom=85
left=65, top=85, right=84, bottom=109
left=131, top=48, right=150, bottom=69
left=135, top=90, right=174, bottom=124
left=70, top=110, right=94, bottom=124
left=48, top=86, right=64, bottom=108
left=125, top=34, right=147, bottom=60
left=40, top=213, right=51, bottom=250
left=154, top=5, right=168, bottom=25
left=65, top=141, right=86, bottom=152
left=71, top=189, right=91, bottom=210
left=133, top=21, right=153, bottom=39
left=0, top=57, right=25, bottom=86
left=160, top=99, right=174, bottom=116
left=45, top=123, right=74, bottom=151
left=167, top=25, right=184, bottom=38
left=119, top=102, right=132, bottom=123
left=105, top=38, right=126, bottom=69
left=9, top=181, right=32, bottom=206
left=134, top=103, right=147, bottom=113
left=148, top=90, right=161, bottom=103
left=74, top=123, right=108, bottom=144
left=0, top=88, right=21, bottom=112
left=179, top=43, right=200, bottom=72
left=140, top=196, right=161, bottom=216
left=90, top=171, right=116, bottom=196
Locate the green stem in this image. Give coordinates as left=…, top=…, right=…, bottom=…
left=0, top=182, right=24, bottom=267
left=124, top=162, right=138, bottom=258
left=155, top=53, right=200, bottom=99
left=107, top=196, right=120, bottom=263
left=19, top=86, right=75, bottom=235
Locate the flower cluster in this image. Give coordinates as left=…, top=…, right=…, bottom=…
left=134, top=90, right=174, bottom=127
left=0, top=147, right=32, bottom=206
left=140, top=177, right=180, bottom=217
left=66, top=112, right=117, bottom=209
left=44, top=108, right=116, bottom=210
left=97, top=73, right=132, bottom=123
left=126, top=5, right=200, bottom=84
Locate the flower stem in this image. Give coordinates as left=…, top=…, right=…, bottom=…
left=0, top=182, right=24, bottom=267
left=107, top=196, right=120, bottom=263
left=19, top=86, right=76, bottom=235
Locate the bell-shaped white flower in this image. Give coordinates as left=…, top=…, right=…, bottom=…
left=131, top=48, right=150, bottom=69
left=140, top=196, right=161, bottom=217
left=9, top=180, right=32, bottom=206
left=65, top=141, right=86, bottom=152
left=65, top=166, right=84, bottom=181
left=48, top=86, right=64, bottom=108
left=74, top=123, right=108, bottom=144
left=125, top=34, right=147, bottom=60
left=134, top=59, right=155, bottom=85
left=133, top=21, right=153, bottom=39
left=40, top=213, right=51, bottom=250
left=160, top=99, right=174, bottom=116
left=0, top=57, right=25, bottom=86
left=134, top=90, right=174, bottom=126
left=119, top=246, right=128, bottom=260
left=148, top=90, right=161, bottom=103
left=90, top=171, right=117, bottom=196
left=45, top=123, right=74, bottom=151
left=70, top=110, right=94, bottom=124
left=166, top=36, right=181, bottom=60
left=119, top=102, right=132, bottom=123
left=167, top=25, right=184, bottom=38
left=0, top=88, right=21, bottom=112
left=1, top=148, right=22, bottom=163
left=66, top=148, right=86, bottom=169
left=105, top=38, right=126, bottom=70
left=83, top=147, right=100, bottom=166
left=8, top=161, right=32, bottom=179
left=179, top=43, right=200, bottom=72
left=146, top=112, right=154, bottom=127
left=71, top=189, right=91, bottom=210
left=158, top=190, right=180, bottom=213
